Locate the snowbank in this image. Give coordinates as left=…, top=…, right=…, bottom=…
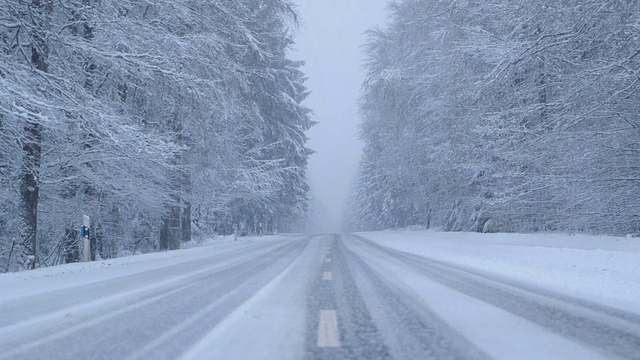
left=0, top=235, right=280, bottom=299
left=357, top=230, right=640, bottom=313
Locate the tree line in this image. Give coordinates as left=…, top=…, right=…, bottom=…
left=0, top=0, right=314, bottom=271
left=345, top=0, right=640, bottom=235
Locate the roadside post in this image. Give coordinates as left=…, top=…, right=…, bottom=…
left=81, top=215, right=91, bottom=262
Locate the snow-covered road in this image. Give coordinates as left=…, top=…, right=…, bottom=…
left=0, top=232, right=639, bottom=359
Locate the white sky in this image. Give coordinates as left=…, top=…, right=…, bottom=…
left=290, top=0, right=388, bottom=233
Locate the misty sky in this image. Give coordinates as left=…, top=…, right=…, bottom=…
left=291, top=0, right=388, bottom=233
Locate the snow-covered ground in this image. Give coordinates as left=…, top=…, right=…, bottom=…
left=0, top=231, right=638, bottom=360
left=2, top=230, right=638, bottom=314
left=358, top=230, right=640, bottom=314
left=0, top=235, right=283, bottom=299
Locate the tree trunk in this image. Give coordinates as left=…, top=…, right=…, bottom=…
left=160, top=99, right=184, bottom=250
left=63, top=227, right=79, bottom=263
left=159, top=220, right=168, bottom=250
left=160, top=197, right=181, bottom=251
left=19, top=123, right=41, bottom=269
left=19, top=0, right=51, bottom=269
left=180, top=157, right=192, bottom=243
left=181, top=202, right=191, bottom=243
left=166, top=205, right=181, bottom=250
left=425, top=208, right=431, bottom=229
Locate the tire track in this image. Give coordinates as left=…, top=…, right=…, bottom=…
left=0, top=238, right=302, bottom=328
left=304, top=235, right=389, bottom=360
left=339, top=237, right=490, bottom=360
left=0, top=238, right=309, bottom=360
left=350, top=234, right=640, bottom=360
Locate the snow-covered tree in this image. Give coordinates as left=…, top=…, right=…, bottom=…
left=0, top=0, right=313, bottom=271
left=347, top=0, right=640, bottom=235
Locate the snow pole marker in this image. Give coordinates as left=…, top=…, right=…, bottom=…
left=81, top=215, right=90, bottom=262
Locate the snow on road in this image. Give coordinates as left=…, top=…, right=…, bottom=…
left=0, top=235, right=279, bottom=299
left=346, top=232, right=640, bottom=359
left=0, top=231, right=638, bottom=360
left=358, top=230, right=640, bottom=313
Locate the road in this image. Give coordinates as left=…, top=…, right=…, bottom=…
left=0, top=234, right=639, bottom=359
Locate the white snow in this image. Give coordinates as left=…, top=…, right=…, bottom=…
left=0, top=235, right=276, bottom=300
left=1, top=231, right=638, bottom=360
left=350, top=251, right=610, bottom=360
left=344, top=230, right=640, bottom=360
left=3, top=230, right=638, bottom=314
left=180, top=236, right=324, bottom=360
left=357, top=230, right=640, bottom=313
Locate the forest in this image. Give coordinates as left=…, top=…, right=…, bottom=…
left=0, top=0, right=314, bottom=271
left=345, top=0, right=640, bottom=235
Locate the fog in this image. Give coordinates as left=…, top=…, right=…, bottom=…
left=291, top=0, right=388, bottom=233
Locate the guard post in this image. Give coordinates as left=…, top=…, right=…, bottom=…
left=81, top=215, right=91, bottom=262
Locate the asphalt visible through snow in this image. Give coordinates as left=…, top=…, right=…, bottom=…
left=0, top=235, right=639, bottom=360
